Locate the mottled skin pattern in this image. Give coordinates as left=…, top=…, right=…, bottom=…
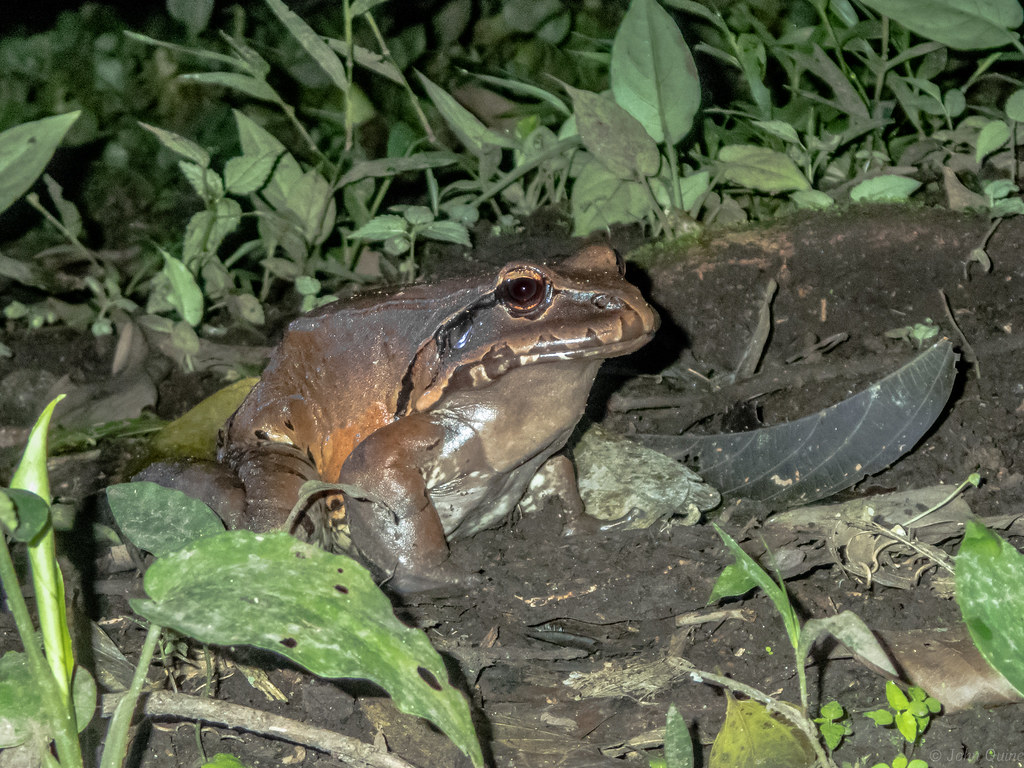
left=218, top=243, right=658, bottom=590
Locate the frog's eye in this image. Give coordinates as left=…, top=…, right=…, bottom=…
left=497, top=269, right=549, bottom=315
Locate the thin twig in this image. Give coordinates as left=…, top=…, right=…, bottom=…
left=101, top=690, right=421, bottom=768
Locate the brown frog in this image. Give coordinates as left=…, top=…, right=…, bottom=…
left=217, top=243, right=658, bottom=590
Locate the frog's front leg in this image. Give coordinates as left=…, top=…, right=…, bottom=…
left=340, top=413, right=480, bottom=592
left=221, top=438, right=326, bottom=537
left=519, top=453, right=602, bottom=536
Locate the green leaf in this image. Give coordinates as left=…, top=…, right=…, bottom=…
left=181, top=198, right=242, bottom=266
left=202, top=755, right=249, bottom=768
left=565, top=86, right=660, bottom=179
left=42, top=175, right=82, bottom=240
left=167, top=0, right=214, bottom=35
left=160, top=252, right=204, bottom=327
left=610, top=0, right=700, bottom=145
left=709, top=696, right=816, bottom=768
left=0, top=652, right=46, bottom=748
left=224, top=153, right=276, bottom=195
left=178, top=161, right=224, bottom=201
left=895, top=710, right=918, bottom=742
left=264, top=0, right=349, bottom=92
left=284, top=168, right=335, bottom=243
left=570, top=154, right=653, bottom=235
left=106, top=482, right=225, bottom=557
left=718, top=145, right=810, bottom=193
left=664, top=704, right=694, bottom=768
left=178, top=72, right=278, bottom=103
left=139, top=122, right=210, bottom=167
left=0, top=489, right=50, bottom=542
left=798, top=612, right=897, bottom=677
left=864, top=708, right=894, bottom=726
left=976, top=119, right=1011, bottom=164
left=349, top=214, right=408, bottom=241
left=956, top=520, right=1024, bottom=696
left=857, top=0, right=1022, bottom=50
left=709, top=525, right=800, bottom=650
left=336, top=152, right=459, bottom=188
left=419, top=220, right=472, bottom=246
left=850, top=175, right=922, bottom=202
left=132, top=530, right=483, bottom=767
left=0, top=112, right=80, bottom=217
left=1006, top=89, right=1024, bottom=122
left=416, top=71, right=515, bottom=155
left=886, top=680, right=911, bottom=710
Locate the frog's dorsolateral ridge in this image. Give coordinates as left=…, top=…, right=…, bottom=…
left=218, top=243, right=659, bottom=591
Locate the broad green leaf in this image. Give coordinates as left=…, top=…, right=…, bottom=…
left=678, top=170, right=710, bottom=212
left=178, top=72, right=278, bottom=103
left=0, top=489, right=50, bottom=542
left=751, top=120, right=801, bottom=145
left=264, top=0, right=349, bottom=92
left=709, top=695, right=815, bottom=768
left=224, top=153, right=276, bottom=195
left=178, top=161, right=225, bottom=201
left=160, top=251, right=204, bottom=327
left=350, top=214, right=408, bottom=241
left=665, top=704, right=694, bottom=768
left=202, top=755, right=249, bottom=768
left=336, top=152, right=459, bottom=188
left=709, top=525, right=799, bottom=649
left=850, top=175, right=922, bottom=202
left=610, top=0, right=700, bottom=145
left=402, top=205, right=434, bottom=225
left=976, top=119, right=1011, bottom=164
left=233, top=109, right=286, bottom=159
left=284, top=168, right=335, bottom=243
left=0, top=112, right=80, bottom=217
left=566, top=86, right=660, bottom=180
left=1006, top=89, right=1024, bottom=122
left=149, top=378, right=257, bottom=461
left=718, top=145, right=810, bottom=193
left=233, top=111, right=304, bottom=216
left=956, top=520, right=1024, bottom=696
left=790, top=189, right=835, bottom=209
left=42, top=175, right=82, bottom=239
left=167, top=0, right=214, bottom=35
left=133, top=531, right=484, bottom=767
left=420, top=220, right=471, bottom=246
left=416, top=71, right=515, bottom=155
left=182, top=198, right=243, bottom=267
left=798, top=612, right=897, bottom=677
left=0, top=655, right=95, bottom=747
left=106, top=482, right=225, bottom=557
left=139, top=122, right=210, bottom=167
left=857, top=0, right=1022, bottom=50
left=570, top=154, right=653, bottom=235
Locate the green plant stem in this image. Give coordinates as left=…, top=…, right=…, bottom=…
left=0, top=533, right=84, bottom=768
left=99, top=623, right=164, bottom=768
left=342, top=0, right=355, bottom=152
left=24, top=193, right=98, bottom=269
left=362, top=12, right=435, bottom=142
left=902, top=473, right=980, bottom=527
left=470, top=136, right=581, bottom=207
left=672, top=656, right=838, bottom=768
left=663, top=141, right=682, bottom=211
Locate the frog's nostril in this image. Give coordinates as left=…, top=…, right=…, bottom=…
left=592, top=294, right=619, bottom=309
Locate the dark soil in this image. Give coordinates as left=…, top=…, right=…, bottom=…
left=2, top=204, right=1023, bottom=767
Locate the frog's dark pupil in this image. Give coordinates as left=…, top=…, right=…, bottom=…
left=508, top=276, right=542, bottom=305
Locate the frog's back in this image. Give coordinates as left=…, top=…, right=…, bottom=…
left=221, top=280, right=480, bottom=483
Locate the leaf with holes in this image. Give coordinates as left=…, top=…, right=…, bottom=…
left=955, top=521, right=1024, bottom=697
left=131, top=530, right=483, bottom=767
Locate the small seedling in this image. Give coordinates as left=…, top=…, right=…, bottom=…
left=864, top=681, right=941, bottom=744
left=869, top=756, right=928, bottom=768
left=814, top=700, right=851, bottom=751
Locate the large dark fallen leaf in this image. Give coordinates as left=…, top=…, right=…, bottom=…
left=638, top=340, right=957, bottom=506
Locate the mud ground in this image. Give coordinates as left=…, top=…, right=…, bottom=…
left=1, top=204, right=1023, bottom=766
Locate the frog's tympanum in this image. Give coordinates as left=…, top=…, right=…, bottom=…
left=217, top=243, right=658, bottom=590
